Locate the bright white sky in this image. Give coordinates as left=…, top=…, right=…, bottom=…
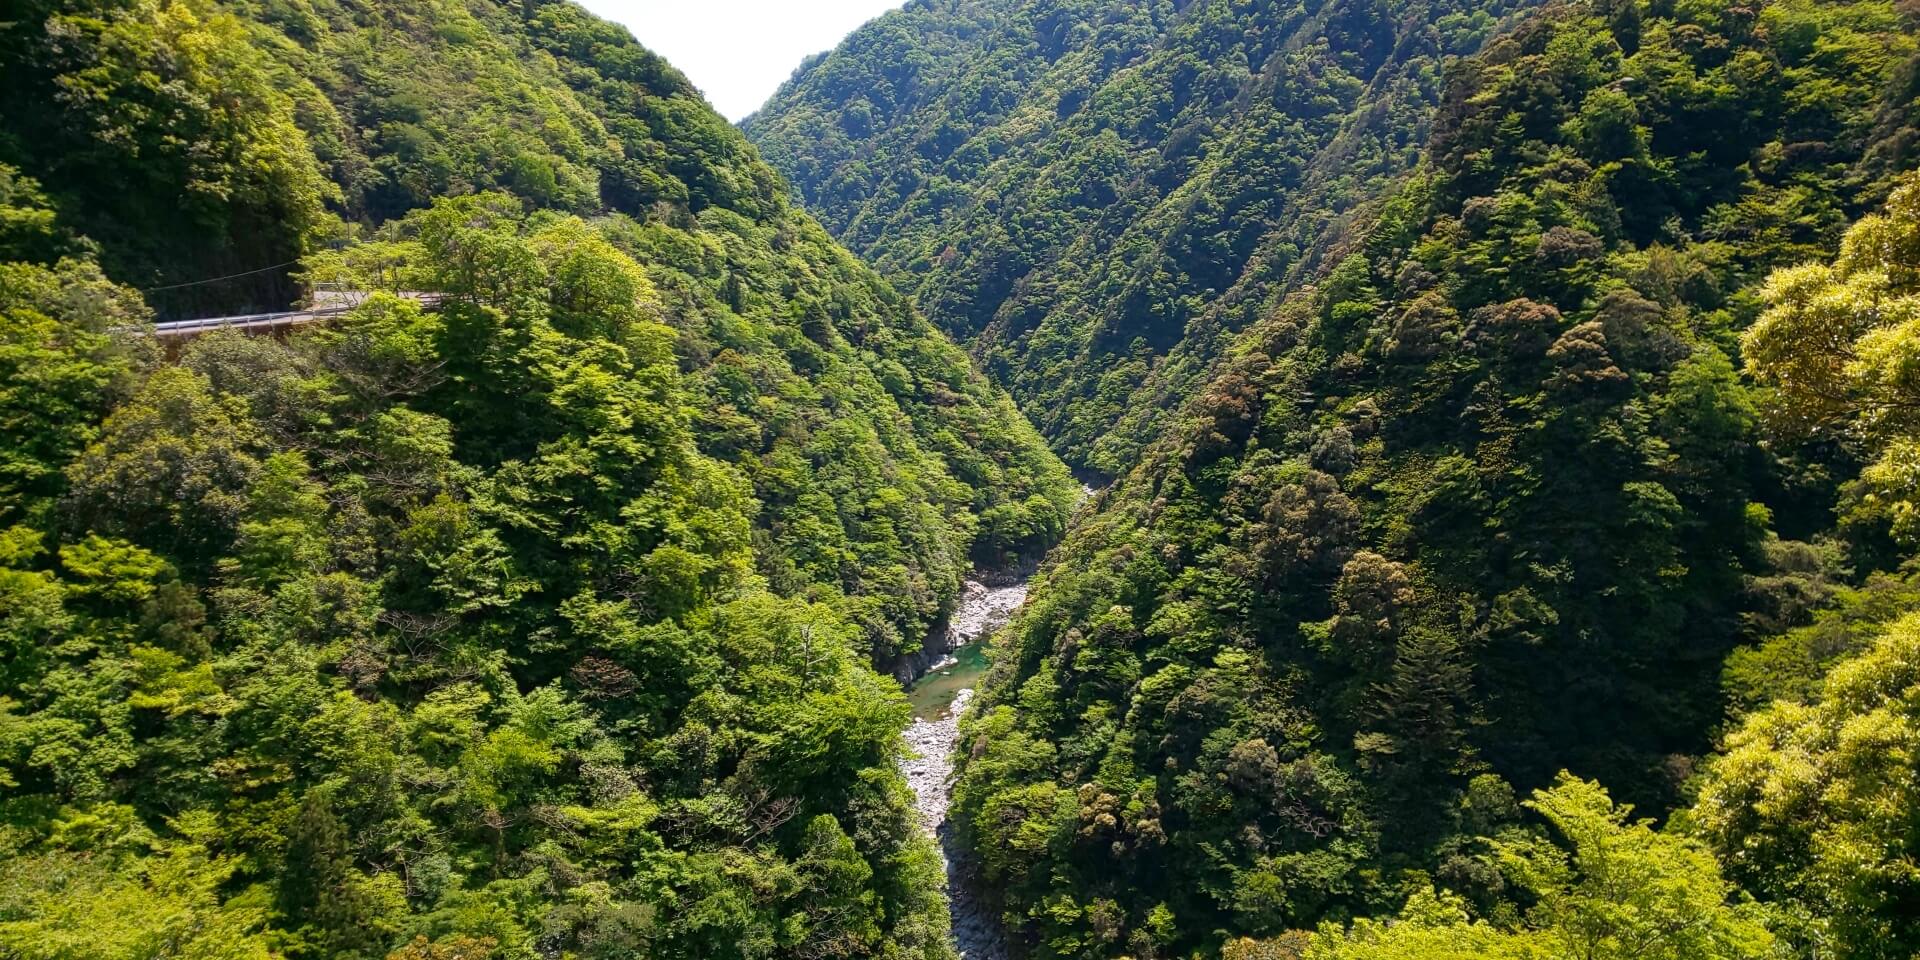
left=577, top=0, right=908, bottom=121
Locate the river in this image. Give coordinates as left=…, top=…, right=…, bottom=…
left=899, top=577, right=1027, bottom=960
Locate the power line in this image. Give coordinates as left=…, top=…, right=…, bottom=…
left=140, top=260, right=301, bottom=294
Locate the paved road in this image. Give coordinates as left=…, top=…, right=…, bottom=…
left=148, top=290, right=441, bottom=338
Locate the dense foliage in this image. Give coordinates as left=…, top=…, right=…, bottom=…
left=4, top=0, right=812, bottom=315
left=2, top=207, right=952, bottom=959
left=747, top=0, right=1548, bottom=472
left=870, top=1, right=1920, bottom=955
left=1686, top=172, right=1920, bottom=960
left=1693, top=612, right=1920, bottom=960
left=11, top=0, right=1920, bottom=958
left=1305, top=775, right=1775, bottom=960
left=0, top=0, right=1076, bottom=666
left=0, top=0, right=1077, bottom=956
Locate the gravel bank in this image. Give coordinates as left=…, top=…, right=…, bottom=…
left=899, top=579, right=1027, bottom=960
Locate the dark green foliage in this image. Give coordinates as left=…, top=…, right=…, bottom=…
left=0, top=0, right=334, bottom=316
left=2, top=0, right=773, bottom=315
left=0, top=0, right=1075, bottom=666
left=1680, top=173, right=1920, bottom=960
left=898, top=1, right=1920, bottom=955
left=1725, top=553, right=1920, bottom=714
left=747, top=0, right=1546, bottom=472
left=10, top=0, right=1920, bottom=956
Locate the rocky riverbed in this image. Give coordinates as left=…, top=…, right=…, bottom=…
left=899, top=578, right=1027, bottom=960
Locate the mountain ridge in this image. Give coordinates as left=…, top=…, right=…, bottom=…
left=747, top=0, right=1546, bottom=472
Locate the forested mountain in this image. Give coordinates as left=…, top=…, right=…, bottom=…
left=0, top=0, right=1075, bottom=956
left=746, top=0, right=1549, bottom=472
left=11, top=0, right=1920, bottom=958
left=755, top=0, right=1920, bottom=956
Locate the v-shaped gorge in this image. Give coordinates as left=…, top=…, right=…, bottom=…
left=745, top=0, right=1551, bottom=475
left=748, top=0, right=1920, bottom=957
left=6, top=0, right=1920, bottom=957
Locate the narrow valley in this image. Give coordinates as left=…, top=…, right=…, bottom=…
left=5, top=0, right=1920, bottom=959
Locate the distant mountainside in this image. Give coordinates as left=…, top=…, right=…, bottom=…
left=746, top=0, right=1547, bottom=472
left=0, top=0, right=1074, bottom=956
left=758, top=0, right=1920, bottom=956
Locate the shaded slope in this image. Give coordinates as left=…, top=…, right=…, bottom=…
left=747, top=0, right=1545, bottom=470
left=933, top=1, right=1920, bottom=955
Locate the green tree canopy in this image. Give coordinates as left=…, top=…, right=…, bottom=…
left=1691, top=611, right=1920, bottom=960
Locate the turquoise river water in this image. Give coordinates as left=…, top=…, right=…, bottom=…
left=905, top=641, right=992, bottom=720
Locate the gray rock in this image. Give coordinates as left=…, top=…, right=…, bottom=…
left=898, top=579, right=1030, bottom=960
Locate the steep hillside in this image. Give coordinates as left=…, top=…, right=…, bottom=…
left=746, top=0, right=1548, bottom=471
left=923, top=1, right=1918, bottom=955
left=0, top=0, right=1077, bottom=665
left=0, top=0, right=1074, bottom=956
